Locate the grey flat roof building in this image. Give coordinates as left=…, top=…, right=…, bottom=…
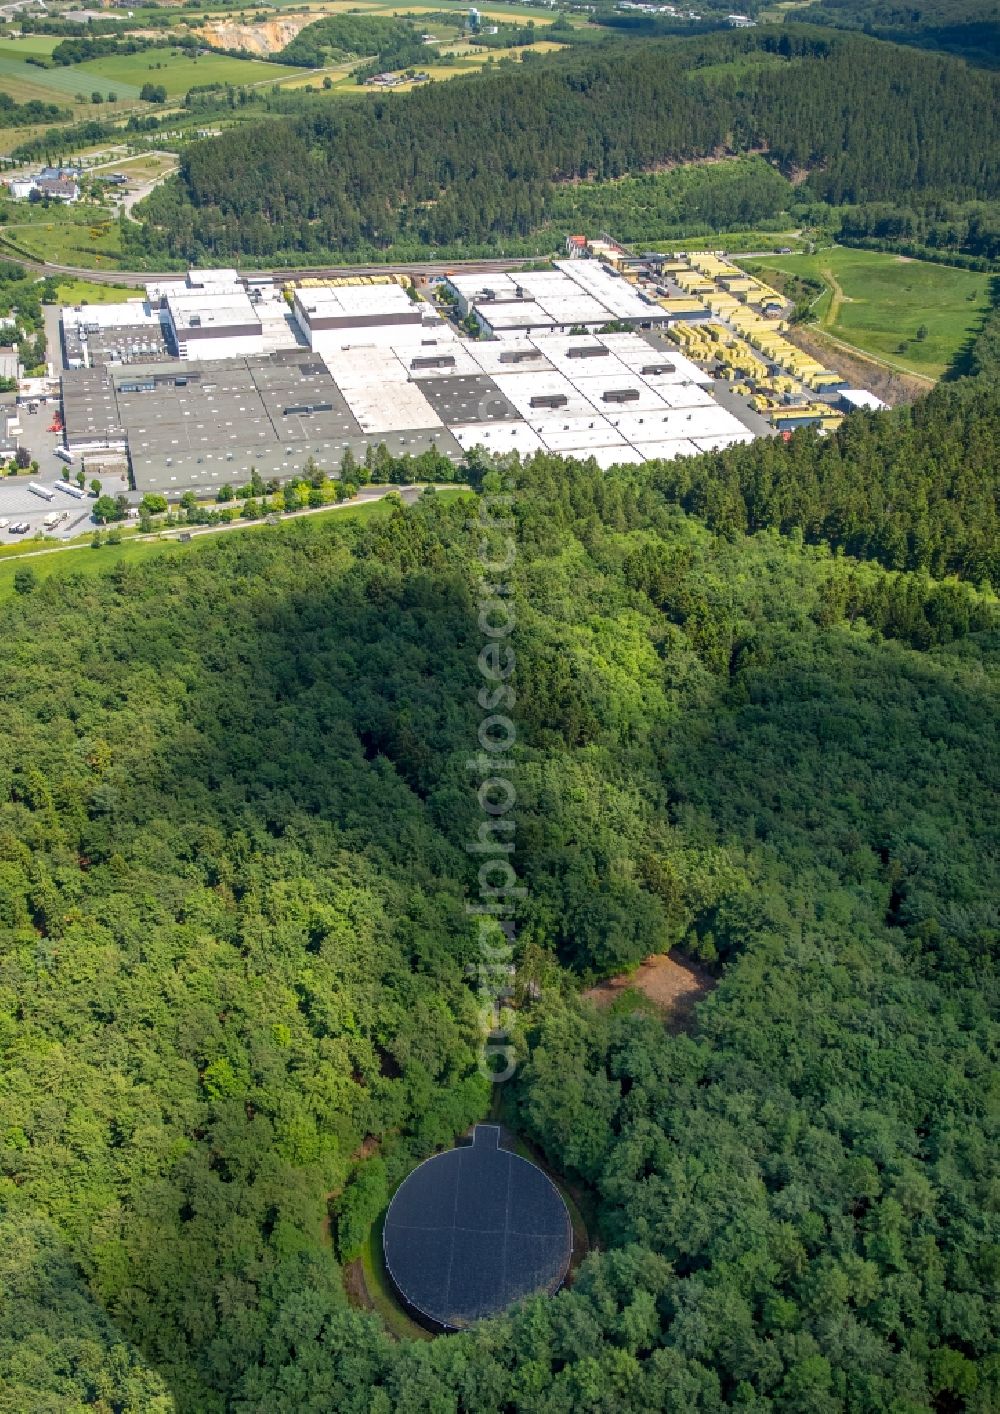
left=62, top=352, right=465, bottom=497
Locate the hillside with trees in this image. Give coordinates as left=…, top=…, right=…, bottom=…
left=129, top=27, right=1000, bottom=264
left=1, top=301, right=998, bottom=1407
left=791, top=0, right=999, bottom=66
left=277, top=13, right=428, bottom=72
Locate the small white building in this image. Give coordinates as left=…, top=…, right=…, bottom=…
left=839, top=388, right=889, bottom=413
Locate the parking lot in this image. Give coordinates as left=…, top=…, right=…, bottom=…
left=0, top=477, right=99, bottom=541
left=14, top=396, right=72, bottom=478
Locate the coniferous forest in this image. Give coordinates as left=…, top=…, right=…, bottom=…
left=1, top=281, right=998, bottom=1410
left=129, top=27, right=1000, bottom=264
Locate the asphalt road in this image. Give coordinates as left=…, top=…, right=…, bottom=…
left=1, top=480, right=445, bottom=558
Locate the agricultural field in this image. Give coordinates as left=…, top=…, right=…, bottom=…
left=283, top=0, right=561, bottom=21
left=0, top=33, right=299, bottom=109
left=0, top=35, right=129, bottom=109
left=0, top=0, right=573, bottom=135
left=741, top=246, right=994, bottom=377
left=74, top=49, right=294, bottom=99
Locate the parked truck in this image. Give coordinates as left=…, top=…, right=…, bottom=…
left=27, top=481, right=55, bottom=501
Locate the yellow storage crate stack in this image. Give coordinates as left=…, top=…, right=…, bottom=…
left=688, top=252, right=733, bottom=280
left=656, top=297, right=707, bottom=318
left=675, top=270, right=716, bottom=297
left=707, top=293, right=742, bottom=318
left=666, top=320, right=718, bottom=367
left=287, top=274, right=413, bottom=290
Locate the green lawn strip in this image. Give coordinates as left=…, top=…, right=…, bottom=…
left=1, top=207, right=123, bottom=267
left=644, top=229, right=806, bottom=254
left=359, top=1214, right=435, bottom=1341
left=53, top=277, right=137, bottom=304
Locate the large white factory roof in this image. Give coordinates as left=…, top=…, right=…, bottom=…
left=552, top=259, right=656, bottom=321
left=319, top=326, right=760, bottom=462
left=146, top=268, right=245, bottom=302
left=61, top=299, right=159, bottom=331
left=295, top=283, right=417, bottom=321
left=594, top=332, right=713, bottom=385
left=840, top=388, right=888, bottom=412
left=447, top=260, right=667, bottom=333
left=188, top=267, right=242, bottom=289
left=166, top=288, right=260, bottom=334
left=63, top=307, right=768, bottom=494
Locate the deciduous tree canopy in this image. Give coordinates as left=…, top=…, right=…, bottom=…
left=1, top=324, right=997, bottom=1405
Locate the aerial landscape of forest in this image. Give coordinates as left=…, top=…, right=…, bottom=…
left=0, top=0, right=997, bottom=1409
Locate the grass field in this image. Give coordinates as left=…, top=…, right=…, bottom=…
left=741, top=247, right=993, bottom=376
left=645, top=230, right=806, bottom=255
left=53, top=277, right=137, bottom=304
left=0, top=35, right=297, bottom=108
left=296, top=0, right=560, bottom=20
left=93, top=152, right=177, bottom=184
left=76, top=49, right=294, bottom=98
left=0, top=204, right=123, bottom=269
left=360, top=1215, right=435, bottom=1341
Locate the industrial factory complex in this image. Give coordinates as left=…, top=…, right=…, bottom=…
left=49, top=242, right=885, bottom=501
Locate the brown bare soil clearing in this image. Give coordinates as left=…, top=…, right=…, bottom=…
left=785, top=323, right=933, bottom=406
left=197, top=16, right=315, bottom=55
left=583, top=952, right=715, bottom=1030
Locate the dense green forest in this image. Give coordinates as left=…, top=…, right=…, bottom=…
left=2, top=299, right=998, bottom=1409
left=544, top=157, right=800, bottom=246
left=129, top=27, right=1000, bottom=263
left=791, top=0, right=999, bottom=66
left=278, top=14, right=428, bottom=72
left=834, top=201, right=1000, bottom=266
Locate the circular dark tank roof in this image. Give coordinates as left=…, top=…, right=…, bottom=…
left=383, top=1125, right=572, bottom=1330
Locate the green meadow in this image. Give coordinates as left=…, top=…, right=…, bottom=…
left=742, top=246, right=994, bottom=376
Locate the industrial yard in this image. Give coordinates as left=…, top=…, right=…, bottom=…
left=41, top=238, right=889, bottom=504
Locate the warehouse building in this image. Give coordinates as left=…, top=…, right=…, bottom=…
left=61, top=365, right=128, bottom=453
left=61, top=299, right=172, bottom=369
left=143, top=270, right=265, bottom=361
left=61, top=348, right=465, bottom=497
left=292, top=283, right=442, bottom=353
left=162, top=288, right=264, bottom=361
left=59, top=328, right=760, bottom=500
left=445, top=261, right=667, bottom=337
